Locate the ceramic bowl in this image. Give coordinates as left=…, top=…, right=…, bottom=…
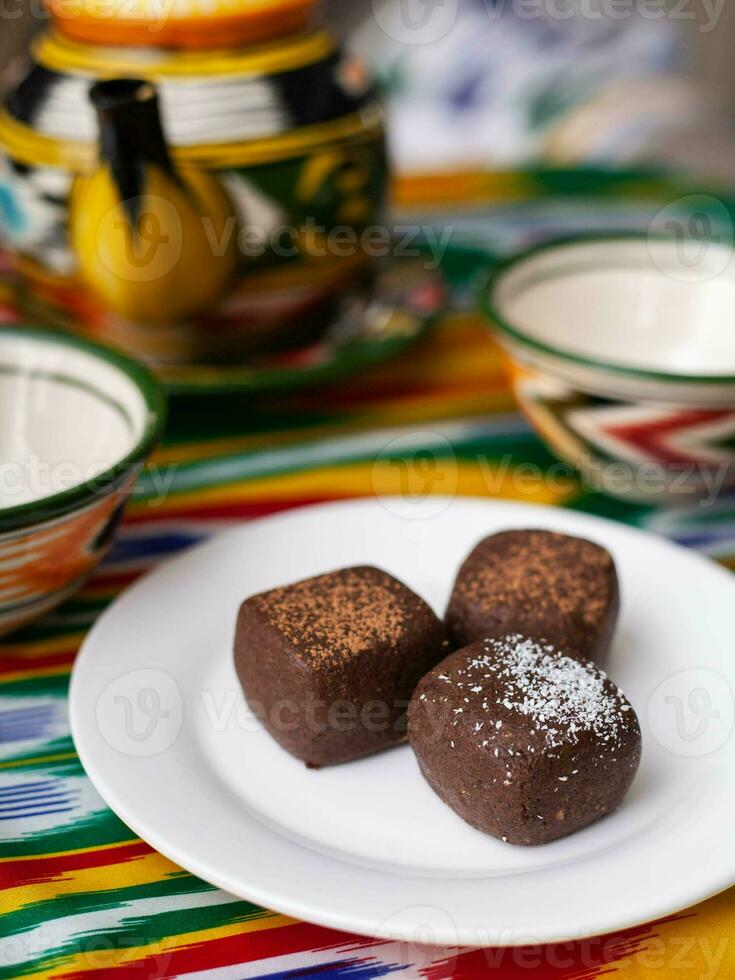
left=482, top=235, right=735, bottom=504
left=0, top=327, right=165, bottom=636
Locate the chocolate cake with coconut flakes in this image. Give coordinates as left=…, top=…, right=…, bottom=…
left=234, top=565, right=449, bottom=767
left=408, top=635, right=641, bottom=845
left=445, top=530, right=619, bottom=665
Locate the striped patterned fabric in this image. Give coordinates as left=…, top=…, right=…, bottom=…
left=2, top=191, right=735, bottom=976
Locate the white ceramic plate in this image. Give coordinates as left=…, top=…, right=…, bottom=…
left=70, top=498, right=735, bottom=946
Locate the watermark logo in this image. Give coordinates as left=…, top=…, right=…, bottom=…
left=372, top=0, right=459, bottom=45
left=647, top=668, right=734, bottom=757
left=648, top=195, right=734, bottom=283
left=96, top=669, right=183, bottom=757
left=373, top=904, right=459, bottom=958
left=97, top=195, right=183, bottom=283
left=372, top=432, right=458, bottom=520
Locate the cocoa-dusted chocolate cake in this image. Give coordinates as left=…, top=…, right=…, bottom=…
left=445, top=530, right=619, bottom=664
left=234, top=566, right=448, bottom=767
left=408, top=635, right=641, bottom=845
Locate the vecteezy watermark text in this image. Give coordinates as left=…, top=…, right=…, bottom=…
left=202, top=690, right=413, bottom=738
left=100, top=671, right=735, bottom=762
left=370, top=0, right=727, bottom=45
left=0, top=456, right=177, bottom=509
left=0, top=0, right=727, bottom=35
left=369, top=911, right=730, bottom=977
left=0, top=0, right=237, bottom=31
left=89, top=197, right=453, bottom=279
left=485, top=0, right=726, bottom=32
left=371, top=439, right=733, bottom=509
left=202, top=218, right=453, bottom=270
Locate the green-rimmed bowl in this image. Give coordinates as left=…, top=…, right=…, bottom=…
left=481, top=234, right=735, bottom=504
left=0, top=327, right=166, bottom=636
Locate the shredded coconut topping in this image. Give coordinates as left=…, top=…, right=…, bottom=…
left=486, top=636, right=623, bottom=746
left=434, top=634, right=633, bottom=751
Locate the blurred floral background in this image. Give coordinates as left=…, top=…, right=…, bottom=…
left=330, top=0, right=735, bottom=181
left=3, top=0, right=735, bottom=180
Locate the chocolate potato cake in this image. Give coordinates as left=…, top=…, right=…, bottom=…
left=408, top=635, right=641, bottom=845
left=234, top=566, right=448, bottom=767
left=445, top=530, right=619, bottom=665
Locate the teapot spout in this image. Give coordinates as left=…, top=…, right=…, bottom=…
left=90, top=79, right=175, bottom=221
left=71, top=78, right=239, bottom=326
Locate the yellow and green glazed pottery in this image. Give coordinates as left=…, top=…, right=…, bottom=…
left=0, top=28, right=387, bottom=370
left=483, top=235, right=735, bottom=504
left=0, top=327, right=165, bottom=636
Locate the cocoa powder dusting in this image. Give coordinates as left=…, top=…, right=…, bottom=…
left=250, top=567, right=411, bottom=665
left=460, top=530, right=612, bottom=627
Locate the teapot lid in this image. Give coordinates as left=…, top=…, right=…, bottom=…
left=44, top=0, right=320, bottom=50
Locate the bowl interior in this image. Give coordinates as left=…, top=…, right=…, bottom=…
left=492, top=238, right=735, bottom=378
left=0, top=332, right=152, bottom=510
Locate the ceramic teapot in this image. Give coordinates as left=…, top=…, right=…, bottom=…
left=0, top=28, right=387, bottom=367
